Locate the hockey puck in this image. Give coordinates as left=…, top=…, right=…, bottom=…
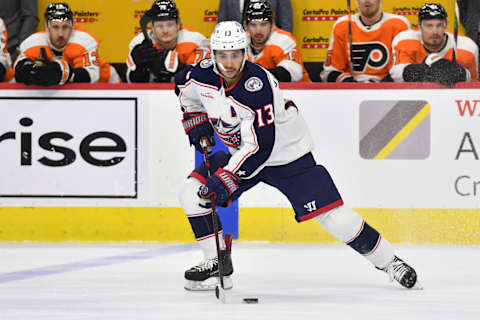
left=243, top=298, right=259, bottom=304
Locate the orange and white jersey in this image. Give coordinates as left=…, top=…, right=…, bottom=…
left=246, top=26, right=311, bottom=82
left=14, top=25, right=119, bottom=83
left=126, top=25, right=208, bottom=81
left=321, top=13, right=410, bottom=82
left=390, top=30, right=479, bottom=82
left=0, top=18, right=12, bottom=75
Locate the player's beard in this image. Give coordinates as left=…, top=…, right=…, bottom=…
left=425, top=33, right=446, bottom=52
left=50, top=36, right=67, bottom=50
left=359, top=1, right=381, bottom=20
left=361, top=7, right=380, bottom=19
left=221, top=66, right=242, bottom=82
left=252, top=33, right=268, bottom=47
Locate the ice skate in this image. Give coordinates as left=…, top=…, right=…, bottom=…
left=377, top=255, right=422, bottom=289
left=184, top=253, right=233, bottom=291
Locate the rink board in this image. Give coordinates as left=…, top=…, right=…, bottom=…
left=0, top=83, right=479, bottom=243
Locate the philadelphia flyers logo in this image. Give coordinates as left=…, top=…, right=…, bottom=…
left=352, top=42, right=389, bottom=72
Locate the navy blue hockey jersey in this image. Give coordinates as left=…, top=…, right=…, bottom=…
left=175, top=59, right=312, bottom=179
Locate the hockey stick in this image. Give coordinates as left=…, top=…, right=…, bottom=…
left=200, top=137, right=227, bottom=303
left=139, top=11, right=151, bottom=43
left=347, top=0, right=355, bottom=77
left=453, top=0, right=459, bottom=63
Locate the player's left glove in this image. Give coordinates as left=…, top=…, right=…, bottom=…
left=182, top=112, right=216, bottom=153
left=428, top=58, right=467, bottom=86
left=198, top=168, right=240, bottom=207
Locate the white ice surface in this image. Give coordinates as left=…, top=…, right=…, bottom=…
left=0, top=243, right=479, bottom=320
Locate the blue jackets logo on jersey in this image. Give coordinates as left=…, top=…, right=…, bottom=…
left=210, top=117, right=242, bottom=148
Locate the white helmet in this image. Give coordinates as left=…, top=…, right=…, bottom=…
left=210, top=21, right=248, bottom=51
left=210, top=21, right=248, bottom=74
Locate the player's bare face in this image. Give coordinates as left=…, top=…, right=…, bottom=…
left=47, top=20, right=73, bottom=49
left=420, top=19, right=447, bottom=52
left=356, top=0, right=382, bottom=19
left=152, top=20, right=180, bottom=50
left=215, top=50, right=244, bottom=85
left=246, top=20, right=272, bottom=47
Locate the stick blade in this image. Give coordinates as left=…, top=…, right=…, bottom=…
left=215, top=285, right=226, bottom=303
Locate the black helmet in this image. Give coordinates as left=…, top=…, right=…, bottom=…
left=45, top=3, right=73, bottom=23
left=146, top=0, right=179, bottom=21
left=244, top=0, right=273, bottom=24
left=418, top=3, right=447, bottom=22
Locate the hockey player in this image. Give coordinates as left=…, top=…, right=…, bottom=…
left=174, top=21, right=419, bottom=292
left=390, top=3, right=478, bottom=85
left=13, top=2, right=120, bottom=86
left=0, top=17, right=12, bottom=81
left=243, top=0, right=310, bottom=82
left=126, top=0, right=208, bottom=83
left=321, top=0, right=410, bottom=82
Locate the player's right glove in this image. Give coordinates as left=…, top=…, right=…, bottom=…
left=402, top=63, right=430, bottom=82
left=15, top=58, right=71, bottom=86
left=198, top=168, right=240, bottom=207
left=15, top=58, right=37, bottom=85
left=130, top=39, right=159, bottom=67
left=182, top=112, right=216, bottom=153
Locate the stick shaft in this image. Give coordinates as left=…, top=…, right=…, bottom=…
left=453, top=0, right=459, bottom=63
left=200, top=138, right=226, bottom=299
left=347, top=0, right=355, bottom=77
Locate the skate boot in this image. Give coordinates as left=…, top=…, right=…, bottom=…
left=376, top=255, right=421, bottom=289
left=184, top=236, right=233, bottom=291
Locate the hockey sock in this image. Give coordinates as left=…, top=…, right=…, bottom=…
left=316, top=205, right=394, bottom=268
left=179, top=177, right=225, bottom=260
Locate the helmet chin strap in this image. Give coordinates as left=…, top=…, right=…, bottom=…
left=217, top=61, right=227, bottom=72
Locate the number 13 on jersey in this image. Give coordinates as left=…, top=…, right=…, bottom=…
left=256, top=104, right=274, bottom=128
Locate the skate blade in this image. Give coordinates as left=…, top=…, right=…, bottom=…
left=411, top=280, right=423, bottom=290
left=184, top=276, right=233, bottom=291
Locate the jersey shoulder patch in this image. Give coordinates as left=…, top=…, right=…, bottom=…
left=200, top=59, right=214, bottom=68
left=244, top=76, right=263, bottom=92
left=188, top=59, right=220, bottom=89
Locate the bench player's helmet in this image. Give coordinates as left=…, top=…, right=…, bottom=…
left=146, top=0, right=179, bottom=22
left=244, top=0, right=273, bottom=24
left=210, top=21, right=248, bottom=74
left=45, top=3, right=73, bottom=24
left=418, top=3, right=447, bottom=23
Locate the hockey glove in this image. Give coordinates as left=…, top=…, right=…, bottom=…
left=15, top=58, right=37, bottom=85
left=429, top=58, right=467, bottom=86
left=403, top=63, right=429, bottom=82
left=149, top=49, right=171, bottom=82
left=199, top=168, right=240, bottom=207
left=28, top=59, right=71, bottom=86
left=130, top=39, right=159, bottom=67
left=341, top=76, right=357, bottom=82
left=0, top=64, right=5, bottom=82
left=182, top=112, right=215, bottom=153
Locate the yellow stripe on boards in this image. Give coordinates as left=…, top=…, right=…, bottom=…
left=1, top=206, right=479, bottom=244
left=374, top=103, right=431, bottom=159
left=239, top=207, right=480, bottom=244
left=0, top=207, right=194, bottom=242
